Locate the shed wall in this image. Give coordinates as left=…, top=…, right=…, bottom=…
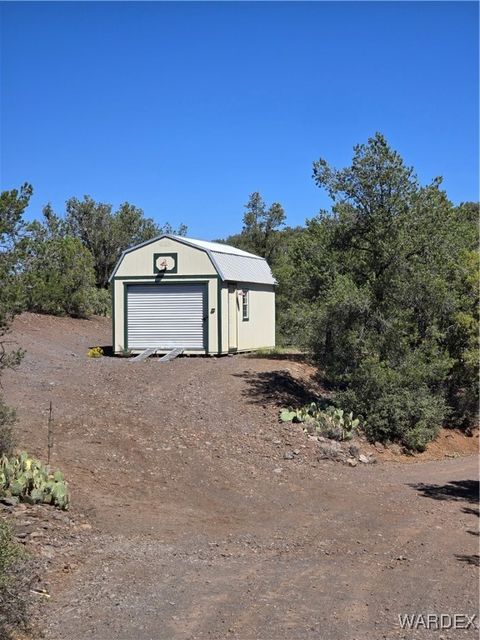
left=236, top=284, right=275, bottom=351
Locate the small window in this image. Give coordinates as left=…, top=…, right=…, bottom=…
left=242, top=289, right=249, bottom=321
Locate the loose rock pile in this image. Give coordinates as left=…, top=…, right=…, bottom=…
left=315, top=437, right=376, bottom=465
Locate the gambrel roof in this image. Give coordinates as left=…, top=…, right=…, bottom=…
left=109, top=234, right=276, bottom=285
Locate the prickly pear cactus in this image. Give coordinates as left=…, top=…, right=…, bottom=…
left=279, top=402, right=362, bottom=441
left=0, top=452, right=70, bottom=510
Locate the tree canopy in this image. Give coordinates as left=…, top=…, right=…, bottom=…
left=64, top=197, right=187, bottom=288
left=281, top=133, right=478, bottom=448
left=222, top=134, right=478, bottom=449
left=222, top=192, right=286, bottom=264
left=0, top=184, right=32, bottom=453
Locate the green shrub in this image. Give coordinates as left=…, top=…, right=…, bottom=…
left=90, top=287, right=111, bottom=316
left=0, top=400, right=15, bottom=457
left=23, top=236, right=97, bottom=318
left=336, top=357, right=446, bottom=451
left=0, top=520, right=22, bottom=589
left=276, top=304, right=313, bottom=348
left=0, top=453, right=70, bottom=510
left=0, top=519, right=32, bottom=639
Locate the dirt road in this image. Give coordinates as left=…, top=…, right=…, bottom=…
left=3, top=314, right=479, bottom=640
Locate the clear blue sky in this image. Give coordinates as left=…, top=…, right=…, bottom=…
left=1, top=1, right=478, bottom=239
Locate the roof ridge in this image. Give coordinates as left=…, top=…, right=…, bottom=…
left=171, top=235, right=264, bottom=259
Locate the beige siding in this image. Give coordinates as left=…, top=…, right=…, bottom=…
left=236, top=285, right=275, bottom=351
left=113, top=278, right=123, bottom=352
left=115, top=237, right=216, bottom=278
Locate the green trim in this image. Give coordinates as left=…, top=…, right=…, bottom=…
left=227, top=282, right=239, bottom=350
left=114, top=274, right=218, bottom=281
left=225, top=280, right=275, bottom=288
left=153, top=252, right=178, bottom=274
left=217, top=281, right=222, bottom=354
left=113, top=274, right=271, bottom=287
left=242, top=289, right=250, bottom=322
left=205, top=284, right=209, bottom=353
left=124, top=281, right=209, bottom=353
left=123, top=283, right=128, bottom=350
left=111, top=282, right=115, bottom=350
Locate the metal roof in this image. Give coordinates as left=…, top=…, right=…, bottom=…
left=171, top=236, right=259, bottom=258
left=109, top=234, right=276, bottom=285
left=210, top=251, right=275, bottom=285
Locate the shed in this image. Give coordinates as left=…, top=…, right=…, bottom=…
left=109, top=235, right=276, bottom=355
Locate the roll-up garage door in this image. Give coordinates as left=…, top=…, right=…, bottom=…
left=126, top=284, right=206, bottom=350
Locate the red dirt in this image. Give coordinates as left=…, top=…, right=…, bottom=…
left=2, top=313, right=479, bottom=640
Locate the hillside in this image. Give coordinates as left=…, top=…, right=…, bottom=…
left=1, top=313, right=478, bottom=640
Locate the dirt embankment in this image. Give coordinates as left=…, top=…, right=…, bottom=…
left=1, top=313, right=478, bottom=640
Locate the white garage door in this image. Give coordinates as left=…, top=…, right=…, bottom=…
left=127, top=284, right=206, bottom=350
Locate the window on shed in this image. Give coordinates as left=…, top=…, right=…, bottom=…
left=241, top=289, right=249, bottom=321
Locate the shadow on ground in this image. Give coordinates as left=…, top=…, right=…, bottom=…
left=455, top=554, right=480, bottom=567
left=410, top=480, right=479, bottom=568
left=234, top=369, right=326, bottom=407
left=245, top=352, right=310, bottom=362
left=92, top=345, right=115, bottom=357
left=409, top=479, right=479, bottom=504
